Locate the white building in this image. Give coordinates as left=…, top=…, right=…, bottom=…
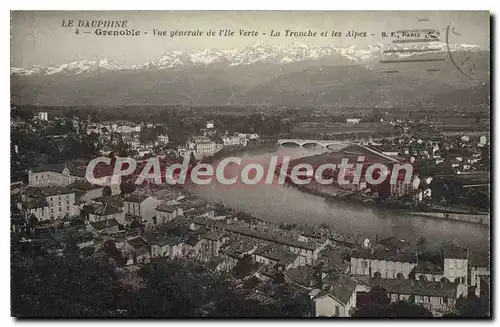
left=28, top=162, right=85, bottom=188
left=222, top=135, right=247, bottom=147
left=188, top=136, right=217, bottom=157
left=123, top=194, right=161, bottom=230
left=117, top=124, right=141, bottom=134
left=23, top=186, right=79, bottom=221
left=35, top=111, right=48, bottom=121
left=390, top=175, right=420, bottom=200
left=442, top=243, right=468, bottom=285
left=157, top=134, right=170, bottom=145
left=346, top=118, right=361, bottom=124
left=310, top=277, right=369, bottom=317
left=350, top=248, right=418, bottom=279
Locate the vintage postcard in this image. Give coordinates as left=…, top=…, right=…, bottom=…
left=10, top=11, right=490, bottom=318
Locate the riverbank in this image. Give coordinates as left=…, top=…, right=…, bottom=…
left=201, top=139, right=278, bottom=163
left=278, top=168, right=490, bottom=226
left=404, top=211, right=490, bottom=225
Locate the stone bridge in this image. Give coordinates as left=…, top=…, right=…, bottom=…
left=278, top=139, right=351, bottom=149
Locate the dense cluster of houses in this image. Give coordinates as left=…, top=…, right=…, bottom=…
left=11, top=112, right=489, bottom=317
left=12, top=158, right=490, bottom=317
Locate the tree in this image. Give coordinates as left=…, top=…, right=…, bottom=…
left=11, top=252, right=127, bottom=317
left=189, top=152, right=197, bottom=167
left=444, top=294, right=490, bottom=317
left=102, top=186, right=112, bottom=197
left=354, top=286, right=390, bottom=317
left=480, top=145, right=490, bottom=170
left=384, top=301, right=433, bottom=317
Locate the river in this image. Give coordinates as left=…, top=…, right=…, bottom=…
left=185, top=146, right=490, bottom=253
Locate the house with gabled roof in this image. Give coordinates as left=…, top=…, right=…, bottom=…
left=123, top=193, right=161, bottom=230
left=117, top=236, right=151, bottom=265
left=369, top=277, right=467, bottom=316
left=155, top=202, right=184, bottom=224
left=309, top=275, right=369, bottom=317
left=84, top=201, right=125, bottom=226
left=68, top=180, right=105, bottom=206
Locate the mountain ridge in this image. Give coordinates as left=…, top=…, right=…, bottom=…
left=11, top=41, right=485, bottom=76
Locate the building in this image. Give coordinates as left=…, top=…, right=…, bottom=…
left=222, top=135, right=247, bottom=147
left=28, top=162, right=86, bottom=187
left=43, top=187, right=79, bottom=220
left=441, top=242, right=468, bottom=285
left=253, top=246, right=304, bottom=271
left=123, top=194, right=161, bottom=230
left=69, top=181, right=106, bottom=206
left=86, top=124, right=100, bottom=135
left=23, top=198, right=50, bottom=221
left=201, top=230, right=229, bottom=258
left=157, top=134, right=170, bottom=145
left=469, top=252, right=490, bottom=294
left=146, top=233, right=187, bottom=260
left=413, top=261, right=445, bottom=282
left=390, top=175, right=420, bottom=200
left=114, top=236, right=151, bottom=265
left=346, top=118, right=361, bottom=124
left=188, top=136, right=217, bottom=157
left=477, top=275, right=490, bottom=300
left=87, top=218, right=121, bottom=235
left=22, top=186, right=79, bottom=220
left=369, top=277, right=468, bottom=316
left=155, top=203, right=184, bottom=224
left=35, top=111, right=48, bottom=121
left=191, top=217, right=322, bottom=265
left=117, top=124, right=141, bottom=134
left=350, top=248, right=418, bottom=279
left=184, top=206, right=215, bottom=220
left=85, top=202, right=125, bottom=226
left=309, top=275, right=369, bottom=317
left=53, top=226, right=95, bottom=250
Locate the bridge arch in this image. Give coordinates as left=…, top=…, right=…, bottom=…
left=278, top=138, right=350, bottom=148
left=280, top=141, right=301, bottom=147
left=302, top=141, right=324, bottom=148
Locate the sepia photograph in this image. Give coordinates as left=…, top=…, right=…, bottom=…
left=10, top=10, right=491, bottom=318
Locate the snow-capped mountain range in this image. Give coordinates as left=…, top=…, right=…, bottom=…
left=11, top=41, right=484, bottom=76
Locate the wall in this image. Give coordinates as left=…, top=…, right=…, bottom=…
left=47, top=193, right=78, bottom=219
left=140, top=197, right=162, bottom=230
left=407, top=212, right=490, bottom=225
left=27, top=206, right=50, bottom=221
left=350, top=257, right=416, bottom=279
left=443, top=258, right=468, bottom=284
left=29, top=171, right=80, bottom=187
left=151, top=244, right=170, bottom=258
left=471, top=267, right=489, bottom=287
left=313, top=296, right=344, bottom=317
left=415, top=272, right=444, bottom=282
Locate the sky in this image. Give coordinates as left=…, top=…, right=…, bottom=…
left=11, top=11, right=490, bottom=67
